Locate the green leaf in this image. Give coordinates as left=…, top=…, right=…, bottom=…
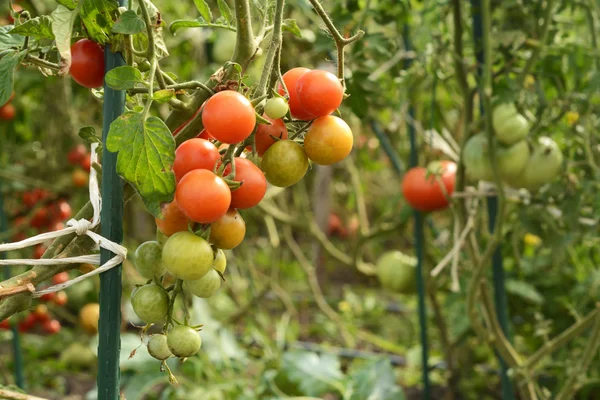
left=217, top=0, right=233, bottom=23
left=194, top=0, right=213, bottom=22
left=152, top=89, right=175, bottom=103
left=347, top=359, right=405, bottom=400
left=105, top=66, right=145, bottom=90
left=112, top=10, right=146, bottom=35
left=9, top=16, right=55, bottom=40
left=78, top=126, right=102, bottom=145
left=50, top=5, right=77, bottom=72
left=55, top=0, right=77, bottom=10
left=0, top=51, right=26, bottom=107
left=79, top=0, right=118, bottom=45
left=282, top=19, right=302, bottom=38
left=0, top=25, right=25, bottom=51
left=106, top=111, right=176, bottom=217
left=505, top=279, right=544, bottom=305
left=281, top=351, right=345, bottom=397
left=170, top=19, right=209, bottom=34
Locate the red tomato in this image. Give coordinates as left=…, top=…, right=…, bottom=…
left=54, top=200, right=72, bottom=220
left=18, top=313, right=36, bottom=332
left=23, top=191, right=37, bottom=207
left=52, top=272, right=69, bottom=285
left=72, top=169, right=88, bottom=187
left=40, top=292, right=56, bottom=302
left=202, top=91, right=256, bottom=144
left=34, top=304, right=50, bottom=322
left=0, top=103, right=15, bottom=121
left=224, top=158, right=267, bottom=209
left=31, top=208, right=49, bottom=228
left=81, top=153, right=92, bottom=171
left=51, top=221, right=65, bottom=231
left=254, top=115, right=289, bottom=156
left=173, top=138, right=220, bottom=182
left=33, top=244, right=46, bottom=259
left=155, top=200, right=190, bottom=236
left=70, top=39, right=105, bottom=89
left=303, top=115, right=353, bottom=165
left=53, top=291, right=68, bottom=306
left=67, top=144, right=88, bottom=165
left=0, top=320, right=9, bottom=330
left=175, top=169, right=232, bottom=223
left=42, top=319, right=61, bottom=334
left=296, top=70, right=344, bottom=117
left=278, top=67, right=313, bottom=120
left=33, top=188, right=50, bottom=202
left=401, top=161, right=457, bottom=212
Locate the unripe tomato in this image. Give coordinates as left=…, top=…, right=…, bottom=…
left=463, top=134, right=530, bottom=182
left=134, top=241, right=167, bottom=279
left=224, top=158, right=267, bottom=209
left=213, top=249, right=227, bottom=274
left=155, top=200, right=190, bottom=236
left=296, top=70, right=344, bottom=117
left=254, top=115, right=288, bottom=156
left=506, top=136, right=563, bottom=191
left=184, top=269, right=222, bottom=298
left=261, top=140, right=309, bottom=187
left=303, top=115, right=353, bottom=165
left=202, top=91, right=256, bottom=144
left=148, top=334, right=172, bottom=360
left=162, top=232, right=214, bottom=281
left=175, top=169, right=231, bottom=224
left=173, top=138, right=220, bottom=183
left=68, top=144, right=88, bottom=165
left=52, top=272, right=69, bottom=285
left=264, top=97, right=289, bottom=120
left=492, top=103, right=530, bottom=145
left=72, top=169, right=89, bottom=187
left=167, top=325, right=202, bottom=358
left=131, top=284, right=169, bottom=324
left=401, top=161, right=457, bottom=212
left=70, top=39, right=105, bottom=89
left=54, top=290, right=68, bottom=306
left=79, top=303, right=100, bottom=334
left=43, top=319, right=61, bottom=334
left=209, top=209, right=246, bottom=250
left=376, top=251, right=417, bottom=294
left=0, top=103, right=16, bottom=121
left=278, top=67, right=314, bottom=120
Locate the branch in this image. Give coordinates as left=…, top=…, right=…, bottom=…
left=232, top=0, right=256, bottom=67
left=518, top=0, right=555, bottom=85
left=255, top=0, right=285, bottom=98
left=128, top=81, right=214, bottom=95
left=0, top=283, right=35, bottom=299
left=0, top=389, right=48, bottom=400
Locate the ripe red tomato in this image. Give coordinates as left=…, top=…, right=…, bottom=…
left=52, top=272, right=69, bottom=285
left=70, top=39, right=105, bottom=89
left=327, top=213, right=344, bottom=237
left=33, top=188, right=50, bottom=202
left=0, top=320, right=9, bottom=330
left=31, top=207, right=49, bottom=228
left=175, top=169, right=231, bottom=223
left=174, top=138, right=220, bottom=182
left=0, top=103, right=15, bottom=121
left=81, top=153, right=92, bottom=171
left=33, top=244, right=46, bottom=259
left=202, top=91, right=256, bottom=144
left=40, top=292, right=56, bottom=302
left=42, top=319, right=61, bottom=334
left=155, top=200, right=190, bottom=236
left=54, top=291, right=68, bottom=306
left=19, top=313, right=36, bottom=332
left=50, top=221, right=65, bottom=231
left=296, top=70, right=343, bottom=117
left=401, top=161, right=457, bottom=212
left=23, top=191, right=37, bottom=207
left=303, top=115, right=353, bottom=165
left=278, top=67, right=313, bottom=120
left=72, top=169, right=88, bottom=187
left=224, top=158, right=267, bottom=209
left=254, top=115, right=288, bottom=156
left=54, top=200, right=72, bottom=220
left=34, top=304, right=50, bottom=322
left=68, top=144, right=88, bottom=165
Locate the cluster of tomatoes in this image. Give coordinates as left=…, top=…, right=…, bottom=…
left=328, top=212, right=360, bottom=239
left=0, top=272, right=69, bottom=334
left=68, top=144, right=92, bottom=187
left=0, top=92, right=16, bottom=121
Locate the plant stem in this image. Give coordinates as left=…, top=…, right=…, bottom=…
left=255, top=0, right=285, bottom=98
left=129, top=80, right=214, bottom=95
left=232, top=0, right=256, bottom=67
left=518, top=0, right=555, bottom=85
left=24, top=54, right=60, bottom=71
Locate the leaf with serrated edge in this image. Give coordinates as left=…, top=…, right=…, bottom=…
left=112, top=10, right=146, bottom=35
left=106, top=112, right=176, bottom=217
left=194, top=0, right=212, bottom=22
left=55, top=0, right=77, bottom=10
left=0, top=25, right=25, bottom=51
left=78, top=126, right=102, bottom=144
left=9, top=16, right=55, bottom=40
left=282, top=351, right=344, bottom=396
left=217, top=0, right=233, bottom=23
left=152, top=89, right=175, bottom=103
left=282, top=19, right=302, bottom=38
left=105, top=66, right=144, bottom=90
left=50, top=5, right=76, bottom=75
left=0, top=51, right=25, bottom=106
left=79, top=0, right=117, bottom=44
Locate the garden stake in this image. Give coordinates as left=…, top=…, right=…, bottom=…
left=470, top=1, right=515, bottom=398
left=97, top=28, right=127, bottom=400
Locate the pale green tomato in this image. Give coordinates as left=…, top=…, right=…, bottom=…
left=463, top=134, right=530, bottom=182
left=134, top=241, right=166, bottom=279
left=214, top=249, right=226, bottom=274
left=261, top=140, right=309, bottom=187
left=162, top=232, right=213, bottom=281
left=506, top=136, right=563, bottom=191
left=376, top=251, right=417, bottom=294
left=264, top=97, right=289, bottom=120
left=492, top=103, right=530, bottom=145
left=148, top=334, right=172, bottom=360
left=184, top=269, right=222, bottom=298
left=131, top=284, right=169, bottom=324
left=167, top=325, right=202, bottom=358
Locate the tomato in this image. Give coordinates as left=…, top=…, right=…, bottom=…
left=34, top=304, right=50, bottom=322
left=70, top=39, right=105, bottom=89
left=202, top=91, right=256, bottom=144
left=376, top=251, right=417, bottom=294
left=296, top=70, right=344, bottom=117
left=155, top=200, right=190, bottom=236
left=260, top=140, right=309, bottom=187
left=43, top=319, right=61, bottom=334
left=79, top=303, right=100, bottom=334
left=23, top=191, right=37, bottom=207
left=209, top=209, right=246, bottom=250
left=52, top=272, right=69, bottom=285
left=72, top=169, right=88, bottom=187
left=68, top=144, right=88, bottom=165
left=254, top=115, right=289, bottom=156
left=31, top=207, right=49, bottom=229
left=0, top=103, right=16, bottom=121
left=184, top=269, right=222, bottom=298
left=264, top=97, right=289, bottom=120
left=176, top=169, right=231, bottom=223
left=81, top=153, right=92, bottom=171
left=303, top=115, right=353, bottom=165
left=33, top=244, right=46, bottom=259
left=162, top=231, right=214, bottom=281
left=224, top=158, right=267, bottom=209
left=54, top=200, right=72, bottom=220
left=327, top=213, right=344, bottom=237
left=401, top=161, right=457, bottom=212
left=167, top=325, right=202, bottom=358
left=54, top=291, right=68, bottom=306
left=507, top=136, right=563, bottom=191
left=213, top=249, right=227, bottom=274
left=40, top=292, right=56, bottom=302
left=0, top=320, right=9, bottom=330
left=197, top=129, right=214, bottom=140
left=131, top=284, right=169, bottom=324
left=148, top=334, right=172, bottom=360
left=173, top=138, right=220, bottom=182
left=59, top=343, right=97, bottom=368
left=19, top=313, right=37, bottom=332
left=278, top=67, right=313, bottom=120
left=463, top=134, right=530, bottom=182
left=134, top=241, right=167, bottom=279
left=492, top=103, right=530, bottom=145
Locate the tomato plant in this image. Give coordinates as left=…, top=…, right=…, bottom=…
left=69, top=39, right=105, bottom=89
left=401, top=161, right=457, bottom=212
left=264, top=97, right=289, bottom=120
left=134, top=241, right=166, bottom=279
left=376, top=251, right=417, bottom=294
left=0, top=102, right=15, bottom=121
left=79, top=303, right=100, bottom=334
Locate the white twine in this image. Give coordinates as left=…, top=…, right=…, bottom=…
left=0, top=143, right=128, bottom=298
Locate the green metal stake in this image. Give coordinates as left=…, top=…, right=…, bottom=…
left=470, top=1, right=514, bottom=398
left=0, top=187, right=25, bottom=389
left=96, top=40, right=126, bottom=399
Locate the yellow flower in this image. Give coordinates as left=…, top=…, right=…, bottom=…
left=566, top=111, right=579, bottom=126
left=523, top=233, right=542, bottom=247
left=338, top=301, right=351, bottom=313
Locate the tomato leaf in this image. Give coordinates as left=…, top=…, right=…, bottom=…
left=505, top=279, right=545, bottom=305
left=78, top=126, right=102, bottom=147
left=193, top=0, right=213, bottom=22
left=105, top=66, right=145, bottom=90
left=282, top=19, right=302, bottom=38
left=0, top=25, right=25, bottom=51
left=9, top=16, right=55, bottom=40
left=281, top=351, right=345, bottom=396
left=79, top=0, right=118, bottom=45
left=112, top=10, right=146, bottom=35
left=347, top=359, right=406, bottom=400
left=50, top=5, right=77, bottom=75
left=217, top=0, right=233, bottom=24
left=55, top=0, right=77, bottom=10
left=106, top=111, right=176, bottom=217
left=152, top=89, right=175, bottom=103
left=0, top=51, right=26, bottom=107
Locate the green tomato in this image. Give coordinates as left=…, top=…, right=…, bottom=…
left=131, top=284, right=169, bottom=324
left=134, top=241, right=166, bottom=279
left=148, top=334, right=172, bottom=360
left=184, top=269, right=222, bottom=298
left=264, top=97, right=289, bottom=120
left=214, top=249, right=226, bottom=274
left=167, top=325, right=202, bottom=358
left=376, top=251, right=417, bottom=294
left=506, top=136, right=563, bottom=191
left=463, top=134, right=530, bottom=182
left=261, top=140, right=309, bottom=187
left=212, top=30, right=236, bottom=64
left=59, top=342, right=97, bottom=368
left=492, top=103, right=530, bottom=145
left=162, top=232, right=213, bottom=281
